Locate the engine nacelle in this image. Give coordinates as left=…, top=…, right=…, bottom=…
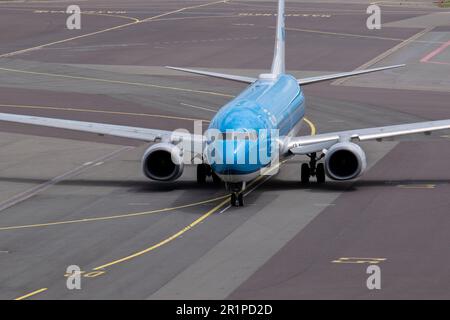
left=142, top=143, right=184, bottom=181
left=324, top=142, right=367, bottom=181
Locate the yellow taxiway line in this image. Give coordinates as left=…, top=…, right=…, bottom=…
left=0, top=195, right=229, bottom=231
left=0, top=0, right=228, bottom=59
left=92, top=118, right=316, bottom=271
left=93, top=197, right=231, bottom=270
left=10, top=117, right=316, bottom=299
left=14, top=288, right=48, bottom=301
left=0, top=117, right=315, bottom=232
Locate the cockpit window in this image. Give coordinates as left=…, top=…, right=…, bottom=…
left=217, top=130, right=258, bottom=141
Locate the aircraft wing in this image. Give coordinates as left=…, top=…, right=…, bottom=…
left=297, top=64, right=405, bottom=85
left=166, top=66, right=257, bottom=84
left=0, top=112, right=203, bottom=144
left=288, top=119, right=450, bottom=155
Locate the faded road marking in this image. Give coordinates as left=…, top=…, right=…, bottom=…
left=332, top=257, right=387, bottom=264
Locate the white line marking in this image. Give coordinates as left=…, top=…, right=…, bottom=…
left=219, top=205, right=231, bottom=214
left=180, top=102, right=217, bottom=112
left=0, top=146, right=132, bottom=213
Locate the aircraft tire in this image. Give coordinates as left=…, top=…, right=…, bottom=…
left=301, top=163, right=310, bottom=184
left=238, top=193, right=244, bottom=206
left=197, top=164, right=207, bottom=184
left=316, top=163, right=325, bottom=183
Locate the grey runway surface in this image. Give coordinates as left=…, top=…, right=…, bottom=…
left=0, top=0, right=449, bottom=299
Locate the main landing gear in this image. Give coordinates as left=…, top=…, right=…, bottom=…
left=301, top=152, right=325, bottom=184
left=196, top=164, right=221, bottom=185
left=227, top=182, right=245, bottom=207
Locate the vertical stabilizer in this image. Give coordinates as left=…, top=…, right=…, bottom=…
left=271, top=0, right=286, bottom=76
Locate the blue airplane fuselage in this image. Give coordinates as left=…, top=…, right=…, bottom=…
left=208, top=74, right=305, bottom=182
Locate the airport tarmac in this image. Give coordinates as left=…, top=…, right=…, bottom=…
left=0, top=0, right=449, bottom=300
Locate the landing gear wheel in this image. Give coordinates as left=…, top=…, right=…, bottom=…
left=238, top=193, right=244, bottom=207
left=301, top=163, right=310, bottom=184
left=316, top=163, right=325, bottom=183
left=231, top=193, right=239, bottom=207
left=196, top=164, right=207, bottom=184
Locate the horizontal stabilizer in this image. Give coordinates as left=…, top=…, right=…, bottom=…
left=297, top=64, right=405, bottom=85
left=166, top=66, right=256, bottom=84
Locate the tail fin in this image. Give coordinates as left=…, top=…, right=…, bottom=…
left=271, top=0, right=286, bottom=76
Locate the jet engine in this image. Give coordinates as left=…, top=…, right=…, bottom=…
left=324, top=142, right=367, bottom=181
left=142, top=143, right=184, bottom=181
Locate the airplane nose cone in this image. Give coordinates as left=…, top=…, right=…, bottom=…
left=208, top=139, right=261, bottom=176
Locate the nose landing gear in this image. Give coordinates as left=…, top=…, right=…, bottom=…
left=301, top=152, right=325, bottom=184
left=230, top=192, right=244, bottom=207
left=227, top=182, right=246, bottom=207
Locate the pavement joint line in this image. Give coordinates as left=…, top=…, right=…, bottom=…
left=332, top=26, right=434, bottom=86
left=0, top=146, right=132, bottom=214
left=0, top=0, right=228, bottom=59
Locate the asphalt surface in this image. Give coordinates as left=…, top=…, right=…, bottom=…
left=0, top=0, right=449, bottom=300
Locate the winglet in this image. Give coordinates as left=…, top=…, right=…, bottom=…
left=271, top=0, right=286, bottom=76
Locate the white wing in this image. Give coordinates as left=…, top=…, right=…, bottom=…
left=0, top=112, right=203, bottom=144
left=297, top=64, right=405, bottom=85
left=166, top=66, right=257, bottom=84
left=288, top=119, right=450, bottom=155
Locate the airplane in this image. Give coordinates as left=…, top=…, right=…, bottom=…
left=1, top=0, right=450, bottom=207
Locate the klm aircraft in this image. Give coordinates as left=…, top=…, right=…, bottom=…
left=1, top=0, right=450, bottom=207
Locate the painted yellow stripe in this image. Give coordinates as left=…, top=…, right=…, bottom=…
left=93, top=198, right=230, bottom=270
left=0, top=118, right=315, bottom=233
left=0, top=0, right=227, bottom=59
left=303, top=117, right=316, bottom=136
left=397, top=184, right=435, bottom=189
left=0, top=195, right=229, bottom=231
left=92, top=164, right=280, bottom=271
left=0, top=104, right=210, bottom=123
left=14, top=288, right=48, bottom=300
left=92, top=118, right=317, bottom=271
left=92, top=160, right=287, bottom=270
